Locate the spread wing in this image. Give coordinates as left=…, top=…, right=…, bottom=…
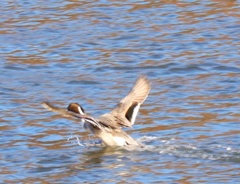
left=110, top=75, right=151, bottom=126
left=42, top=102, right=104, bottom=130
left=42, top=102, right=72, bottom=117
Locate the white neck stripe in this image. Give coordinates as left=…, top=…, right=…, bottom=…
left=78, top=106, right=84, bottom=115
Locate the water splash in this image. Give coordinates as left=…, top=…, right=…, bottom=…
left=67, top=134, right=103, bottom=147
left=137, top=136, right=240, bottom=162
left=65, top=134, right=240, bottom=163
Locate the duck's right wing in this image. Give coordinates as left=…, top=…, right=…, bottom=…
left=111, top=75, right=151, bottom=126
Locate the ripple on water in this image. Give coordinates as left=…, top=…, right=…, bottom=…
left=1, top=0, right=240, bottom=183
left=66, top=135, right=240, bottom=163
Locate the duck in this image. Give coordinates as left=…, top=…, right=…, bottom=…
left=42, top=75, right=151, bottom=147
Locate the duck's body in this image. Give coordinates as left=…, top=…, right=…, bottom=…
left=84, top=123, right=138, bottom=146
left=42, top=75, right=151, bottom=147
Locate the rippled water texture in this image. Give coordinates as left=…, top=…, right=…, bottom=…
left=1, top=0, right=240, bottom=183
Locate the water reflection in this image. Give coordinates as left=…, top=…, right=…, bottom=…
left=1, top=0, right=240, bottom=183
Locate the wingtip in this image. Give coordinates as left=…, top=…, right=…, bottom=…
left=41, top=101, right=57, bottom=112
left=138, top=74, right=150, bottom=81
left=137, top=74, right=151, bottom=89
left=138, top=74, right=147, bottom=80
left=41, top=101, right=50, bottom=108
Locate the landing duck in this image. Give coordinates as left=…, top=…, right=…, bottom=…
left=42, top=75, right=151, bottom=147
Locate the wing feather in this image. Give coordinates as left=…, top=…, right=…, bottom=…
left=42, top=102, right=104, bottom=130
left=110, top=75, right=151, bottom=125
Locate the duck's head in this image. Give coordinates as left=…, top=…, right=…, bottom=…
left=67, top=103, right=85, bottom=115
